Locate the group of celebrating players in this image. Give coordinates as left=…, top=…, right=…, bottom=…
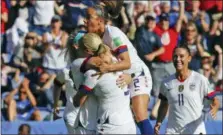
left=52, top=1, right=220, bottom=135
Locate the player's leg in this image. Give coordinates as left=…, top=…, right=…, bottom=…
left=132, top=95, right=153, bottom=134
left=130, top=74, right=153, bottom=134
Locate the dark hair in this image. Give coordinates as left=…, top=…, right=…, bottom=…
left=18, top=124, right=31, bottom=134
left=173, top=44, right=191, bottom=56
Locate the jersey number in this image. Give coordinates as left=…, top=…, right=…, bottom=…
left=133, top=78, right=140, bottom=88
left=178, top=94, right=184, bottom=106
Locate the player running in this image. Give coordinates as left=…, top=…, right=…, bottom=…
left=53, top=31, right=97, bottom=134
left=73, top=33, right=136, bottom=134
left=83, top=4, right=153, bottom=134
left=154, top=45, right=220, bottom=134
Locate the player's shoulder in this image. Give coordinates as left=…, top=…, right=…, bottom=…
left=191, top=70, right=208, bottom=82
left=70, top=58, right=85, bottom=68
left=162, top=74, right=176, bottom=84
left=161, top=74, right=176, bottom=90
left=105, top=25, right=122, bottom=36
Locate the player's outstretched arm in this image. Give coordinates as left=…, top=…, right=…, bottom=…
left=154, top=97, right=168, bottom=135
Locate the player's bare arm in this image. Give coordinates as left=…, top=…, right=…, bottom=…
left=155, top=96, right=169, bottom=135
left=99, top=51, right=131, bottom=73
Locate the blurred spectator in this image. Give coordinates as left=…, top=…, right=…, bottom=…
left=4, top=78, right=41, bottom=121
left=31, top=1, right=55, bottom=36
left=199, top=45, right=222, bottom=86
left=12, top=32, right=42, bottom=73
left=31, top=72, right=56, bottom=107
left=170, top=0, right=180, bottom=12
left=180, top=21, right=206, bottom=71
left=41, top=15, right=68, bottom=107
left=5, top=0, right=17, bottom=30
left=1, top=55, right=20, bottom=93
left=133, top=1, right=149, bottom=27
left=42, top=15, right=68, bottom=75
left=1, top=0, right=8, bottom=53
left=17, top=0, right=35, bottom=25
left=158, top=1, right=180, bottom=27
left=18, top=123, right=31, bottom=135
left=200, top=0, right=223, bottom=14
left=61, top=0, right=95, bottom=33
left=185, top=0, right=210, bottom=33
left=134, top=12, right=164, bottom=69
left=5, top=17, right=29, bottom=56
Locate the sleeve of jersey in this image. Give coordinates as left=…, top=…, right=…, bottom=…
left=111, top=36, right=128, bottom=55
left=79, top=70, right=98, bottom=94
left=158, top=82, right=168, bottom=101
left=204, top=78, right=216, bottom=99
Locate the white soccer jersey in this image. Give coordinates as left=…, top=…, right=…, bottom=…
left=102, top=25, right=152, bottom=97
left=79, top=69, right=136, bottom=133
left=56, top=58, right=97, bottom=132
left=55, top=58, right=85, bottom=133
left=103, top=25, right=144, bottom=74
left=69, top=58, right=98, bottom=131
left=159, top=71, right=215, bottom=134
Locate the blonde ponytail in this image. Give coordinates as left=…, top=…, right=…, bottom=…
left=96, top=43, right=110, bottom=55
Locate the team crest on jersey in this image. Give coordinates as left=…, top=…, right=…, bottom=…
left=113, top=37, right=123, bottom=47
left=178, top=85, right=184, bottom=92
left=189, top=83, right=196, bottom=91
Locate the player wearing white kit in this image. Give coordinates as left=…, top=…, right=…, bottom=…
left=53, top=31, right=97, bottom=134
left=73, top=40, right=136, bottom=134
left=154, top=45, right=220, bottom=134
left=84, top=6, right=153, bottom=134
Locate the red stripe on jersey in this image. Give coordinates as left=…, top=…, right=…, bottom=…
left=207, top=91, right=216, bottom=99
left=113, top=45, right=128, bottom=55
left=80, top=56, right=92, bottom=73
left=79, top=85, right=93, bottom=94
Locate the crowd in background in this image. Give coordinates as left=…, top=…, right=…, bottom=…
left=1, top=0, right=222, bottom=121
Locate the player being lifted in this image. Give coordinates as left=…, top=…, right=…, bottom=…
left=73, top=33, right=137, bottom=134
left=83, top=2, right=153, bottom=134
left=154, top=45, right=220, bottom=134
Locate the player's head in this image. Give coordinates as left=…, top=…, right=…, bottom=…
left=85, top=1, right=123, bottom=36
left=18, top=123, right=31, bottom=135
left=65, top=30, right=86, bottom=62
left=173, top=45, right=192, bottom=71
left=85, top=6, right=107, bottom=36
left=79, top=33, right=112, bottom=63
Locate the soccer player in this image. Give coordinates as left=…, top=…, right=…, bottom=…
left=53, top=31, right=97, bottom=134
left=83, top=5, right=153, bottom=134
left=73, top=34, right=136, bottom=134
left=154, top=45, right=220, bottom=134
